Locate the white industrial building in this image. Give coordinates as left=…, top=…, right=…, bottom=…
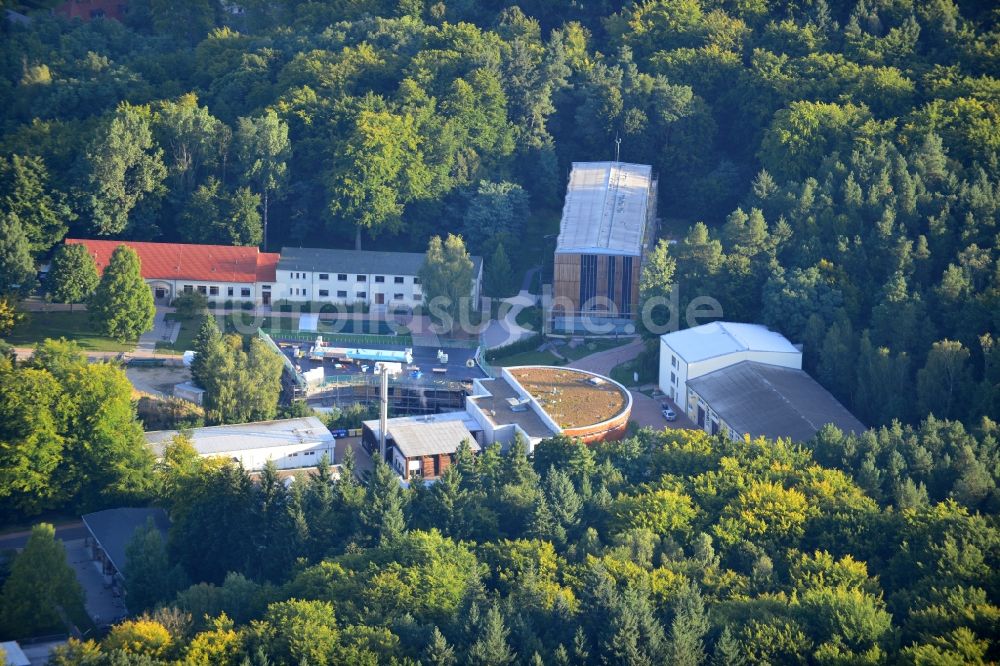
left=278, top=246, right=483, bottom=310
left=659, top=321, right=864, bottom=441
left=145, top=417, right=335, bottom=471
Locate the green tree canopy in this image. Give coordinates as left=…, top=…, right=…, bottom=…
left=419, top=233, right=475, bottom=330
left=84, top=103, right=167, bottom=235
left=0, top=523, right=83, bottom=637
left=88, top=245, right=155, bottom=341
left=46, top=243, right=99, bottom=304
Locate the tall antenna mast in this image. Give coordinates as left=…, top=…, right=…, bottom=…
left=615, top=134, right=621, bottom=163
left=378, top=365, right=389, bottom=463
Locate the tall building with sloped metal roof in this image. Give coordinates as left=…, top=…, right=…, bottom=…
left=551, top=161, right=658, bottom=333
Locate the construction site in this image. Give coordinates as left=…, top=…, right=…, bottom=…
left=268, top=332, right=489, bottom=416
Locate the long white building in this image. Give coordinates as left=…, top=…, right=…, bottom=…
left=145, top=417, right=336, bottom=471
left=277, top=246, right=482, bottom=311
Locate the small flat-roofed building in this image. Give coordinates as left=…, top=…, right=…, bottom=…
left=173, top=381, right=205, bottom=406
left=277, top=246, right=483, bottom=310
left=1, top=641, right=31, bottom=666
left=687, top=361, right=866, bottom=442
left=66, top=238, right=279, bottom=305
left=81, top=508, right=170, bottom=604
left=552, top=162, right=658, bottom=332
left=363, top=414, right=481, bottom=481
left=145, top=417, right=335, bottom=471
left=659, top=321, right=803, bottom=409
left=467, top=365, right=632, bottom=451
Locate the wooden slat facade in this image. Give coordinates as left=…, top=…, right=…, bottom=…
left=553, top=252, right=640, bottom=318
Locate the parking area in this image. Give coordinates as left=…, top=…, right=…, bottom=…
left=628, top=391, right=699, bottom=431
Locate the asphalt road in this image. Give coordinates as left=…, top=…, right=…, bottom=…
left=0, top=521, right=87, bottom=550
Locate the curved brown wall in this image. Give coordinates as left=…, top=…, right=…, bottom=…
left=563, top=406, right=631, bottom=443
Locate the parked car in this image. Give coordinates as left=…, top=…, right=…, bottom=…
left=662, top=408, right=677, bottom=421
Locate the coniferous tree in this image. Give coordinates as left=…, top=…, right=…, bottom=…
left=124, top=519, right=188, bottom=614
left=46, top=243, right=99, bottom=305
left=545, top=467, right=581, bottom=540
left=88, top=245, right=155, bottom=341
left=0, top=213, right=35, bottom=297
left=0, top=523, right=83, bottom=636
left=468, top=604, right=515, bottom=666
left=668, top=579, right=709, bottom=666
left=486, top=241, right=514, bottom=297
left=712, top=626, right=745, bottom=666
left=362, top=459, right=406, bottom=545
left=425, top=627, right=457, bottom=666
left=190, top=315, right=222, bottom=390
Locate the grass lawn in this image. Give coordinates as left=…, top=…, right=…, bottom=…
left=560, top=337, right=630, bottom=361
left=610, top=360, right=639, bottom=387
left=610, top=352, right=657, bottom=387
left=493, top=349, right=563, bottom=367
left=5, top=311, right=134, bottom=352
left=515, top=305, right=543, bottom=331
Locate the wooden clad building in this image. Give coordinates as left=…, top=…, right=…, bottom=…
left=552, top=162, right=657, bottom=330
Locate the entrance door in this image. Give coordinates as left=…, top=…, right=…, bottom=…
left=697, top=406, right=705, bottom=427
left=262, top=291, right=271, bottom=305
left=375, top=293, right=385, bottom=305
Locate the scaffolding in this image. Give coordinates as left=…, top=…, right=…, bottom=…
left=306, top=373, right=469, bottom=416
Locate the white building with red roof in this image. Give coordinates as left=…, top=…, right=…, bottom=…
left=67, top=239, right=280, bottom=305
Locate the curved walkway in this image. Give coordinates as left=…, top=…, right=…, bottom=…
left=568, top=338, right=694, bottom=431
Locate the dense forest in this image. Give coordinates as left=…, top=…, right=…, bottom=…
left=1, top=0, right=999, bottom=662
left=2, top=425, right=992, bottom=664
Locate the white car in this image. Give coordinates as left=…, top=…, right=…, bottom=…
left=662, top=408, right=677, bottom=421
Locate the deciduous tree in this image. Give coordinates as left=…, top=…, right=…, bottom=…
left=84, top=104, right=167, bottom=235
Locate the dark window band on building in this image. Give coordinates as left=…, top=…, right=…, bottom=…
left=606, top=255, right=617, bottom=306
left=620, top=256, right=633, bottom=315
left=580, top=254, right=598, bottom=312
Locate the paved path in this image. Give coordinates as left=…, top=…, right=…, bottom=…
left=482, top=290, right=540, bottom=349
left=567, top=337, right=644, bottom=375
left=567, top=338, right=697, bottom=431
left=520, top=265, right=541, bottom=293
left=135, top=309, right=178, bottom=357
left=0, top=521, right=86, bottom=550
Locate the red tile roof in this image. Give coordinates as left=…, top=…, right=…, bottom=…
left=67, top=239, right=279, bottom=283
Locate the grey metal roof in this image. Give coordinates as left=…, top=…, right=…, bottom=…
left=146, top=417, right=333, bottom=458
left=688, top=361, right=865, bottom=442
left=278, top=246, right=483, bottom=277
left=384, top=419, right=480, bottom=458
left=556, top=162, right=654, bottom=256
left=469, top=377, right=558, bottom=439
left=81, top=508, right=170, bottom=579
left=363, top=411, right=482, bottom=440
